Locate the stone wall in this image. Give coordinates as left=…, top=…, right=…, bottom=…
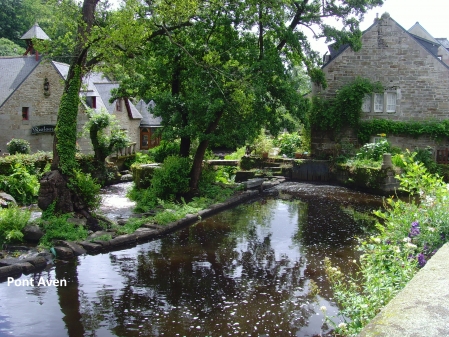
left=311, top=13, right=449, bottom=157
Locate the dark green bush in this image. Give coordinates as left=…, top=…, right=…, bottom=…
left=68, top=170, right=102, bottom=211
left=148, top=140, right=180, bottom=163
left=7, top=138, right=31, bottom=155
left=151, top=156, right=191, bottom=199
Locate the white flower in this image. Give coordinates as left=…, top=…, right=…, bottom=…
left=403, top=237, right=411, bottom=243
left=372, top=237, right=381, bottom=243
left=320, top=306, right=327, bottom=312
left=352, top=259, right=357, bottom=264
left=394, top=247, right=401, bottom=253
left=405, top=242, right=417, bottom=249
left=338, top=322, right=347, bottom=329
left=427, top=227, right=436, bottom=232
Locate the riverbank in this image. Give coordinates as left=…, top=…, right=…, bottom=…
left=0, top=188, right=263, bottom=281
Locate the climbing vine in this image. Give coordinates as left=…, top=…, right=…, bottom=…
left=55, top=66, right=81, bottom=175
left=309, top=77, right=383, bottom=131
left=358, top=119, right=449, bottom=144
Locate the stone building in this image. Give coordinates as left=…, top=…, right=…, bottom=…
left=0, top=23, right=162, bottom=154
left=312, top=13, right=449, bottom=159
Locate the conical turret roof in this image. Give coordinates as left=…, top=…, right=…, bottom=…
left=20, top=23, right=50, bottom=40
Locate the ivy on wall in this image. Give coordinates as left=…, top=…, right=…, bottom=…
left=309, top=77, right=382, bottom=132
left=358, top=119, right=449, bottom=144
left=310, top=77, right=449, bottom=145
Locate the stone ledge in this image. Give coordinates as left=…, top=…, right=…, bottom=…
left=359, top=242, right=449, bottom=337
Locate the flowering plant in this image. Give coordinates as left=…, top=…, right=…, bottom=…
left=325, top=158, right=449, bottom=336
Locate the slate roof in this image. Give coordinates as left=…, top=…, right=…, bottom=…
left=20, top=23, right=50, bottom=40
left=0, top=56, right=142, bottom=120
left=436, top=38, right=449, bottom=50
left=0, top=56, right=42, bottom=108
left=323, top=15, right=449, bottom=71
left=135, top=99, right=162, bottom=127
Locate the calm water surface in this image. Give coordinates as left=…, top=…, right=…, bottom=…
left=0, top=183, right=383, bottom=337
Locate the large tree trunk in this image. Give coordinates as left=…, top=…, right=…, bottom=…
left=189, top=139, right=209, bottom=192
left=38, top=0, right=101, bottom=230
left=189, top=110, right=224, bottom=191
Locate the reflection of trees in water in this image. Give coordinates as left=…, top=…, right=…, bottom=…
left=54, top=196, right=380, bottom=336
left=64, top=200, right=325, bottom=336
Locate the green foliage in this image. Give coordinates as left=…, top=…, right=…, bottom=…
left=310, top=77, right=382, bottom=131
left=147, top=140, right=180, bottom=163
left=0, top=207, right=30, bottom=245
left=252, top=131, right=273, bottom=156
left=82, top=108, right=130, bottom=163
left=0, top=37, right=24, bottom=56
left=355, top=138, right=391, bottom=161
left=224, top=146, right=246, bottom=160
left=68, top=170, right=101, bottom=211
left=56, top=65, right=81, bottom=174
left=273, top=132, right=302, bottom=158
left=326, top=161, right=449, bottom=335
left=38, top=214, right=89, bottom=248
left=151, top=156, right=191, bottom=200
left=0, top=163, right=40, bottom=205
left=214, top=166, right=237, bottom=184
left=0, top=152, right=52, bottom=175
left=357, top=118, right=449, bottom=144
left=7, top=138, right=31, bottom=155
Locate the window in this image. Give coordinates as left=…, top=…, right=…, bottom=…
left=116, top=99, right=122, bottom=112
left=362, top=94, right=371, bottom=112
left=86, top=96, right=97, bottom=109
left=374, top=93, right=384, bottom=112
left=362, top=92, right=398, bottom=114
left=22, top=107, right=29, bottom=120
left=386, top=92, right=397, bottom=113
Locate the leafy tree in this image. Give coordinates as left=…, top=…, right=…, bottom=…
left=113, top=0, right=384, bottom=193
left=82, top=108, right=130, bottom=163
left=0, top=38, right=25, bottom=56
left=37, top=0, right=198, bottom=226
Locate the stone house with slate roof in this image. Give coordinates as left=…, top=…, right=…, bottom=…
left=0, top=24, right=162, bottom=154
left=312, top=13, right=449, bottom=160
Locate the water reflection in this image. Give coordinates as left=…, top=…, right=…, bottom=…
left=0, top=184, right=383, bottom=337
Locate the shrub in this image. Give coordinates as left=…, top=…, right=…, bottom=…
left=151, top=156, right=191, bottom=200
left=325, top=160, right=449, bottom=335
left=0, top=163, right=40, bottom=205
left=68, top=170, right=102, bottom=211
left=224, top=146, right=246, bottom=160
left=7, top=138, right=31, bottom=155
left=148, top=140, right=180, bottom=163
left=0, top=207, right=30, bottom=245
left=273, top=132, right=302, bottom=157
left=356, top=138, right=391, bottom=161
left=38, top=214, right=89, bottom=248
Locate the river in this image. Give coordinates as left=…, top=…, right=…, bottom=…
left=0, top=182, right=383, bottom=337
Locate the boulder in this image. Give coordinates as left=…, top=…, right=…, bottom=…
left=54, top=240, right=86, bottom=256
left=22, top=225, right=44, bottom=242
left=0, top=265, right=22, bottom=279
left=0, top=192, right=17, bottom=208
left=24, top=256, right=48, bottom=269
left=53, top=246, right=74, bottom=260
left=15, top=262, right=36, bottom=274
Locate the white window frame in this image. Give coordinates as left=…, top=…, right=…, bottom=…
left=363, top=91, right=398, bottom=114
left=374, top=93, right=384, bottom=113
left=362, top=94, right=371, bottom=113
left=386, top=92, right=397, bottom=113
